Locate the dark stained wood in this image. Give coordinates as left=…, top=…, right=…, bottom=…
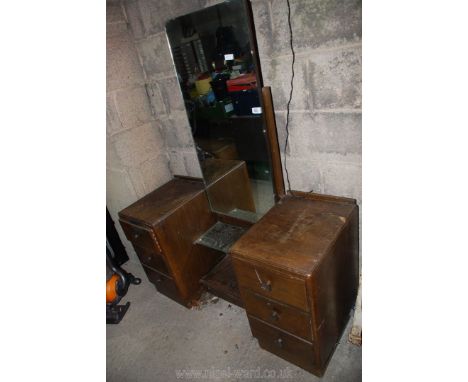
left=119, top=178, right=206, bottom=228
left=141, top=264, right=186, bottom=307
left=231, top=194, right=359, bottom=376
left=200, top=254, right=244, bottom=308
left=213, top=212, right=255, bottom=229
left=309, top=206, right=359, bottom=368
left=233, top=258, right=309, bottom=311
left=241, top=288, right=312, bottom=341
left=289, top=190, right=357, bottom=205
left=133, top=245, right=170, bottom=276
left=202, top=158, right=256, bottom=214
left=248, top=316, right=321, bottom=376
left=230, top=195, right=356, bottom=276
left=119, top=178, right=221, bottom=307
left=120, top=220, right=161, bottom=254
left=195, top=137, right=238, bottom=160
left=262, top=86, right=285, bottom=201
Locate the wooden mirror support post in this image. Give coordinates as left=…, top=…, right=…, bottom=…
left=262, top=86, right=285, bottom=201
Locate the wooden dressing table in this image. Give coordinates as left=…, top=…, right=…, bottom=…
left=117, top=0, right=360, bottom=376
left=119, top=178, right=358, bottom=376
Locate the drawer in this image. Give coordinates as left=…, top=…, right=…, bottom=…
left=134, top=245, right=170, bottom=276
left=141, top=264, right=182, bottom=302
left=248, top=315, right=317, bottom=374
left=120, top=220, right=161, bottom=253
left=241, top=288, right=312, bottom=341
left=233, top=259, right=309, bottom=312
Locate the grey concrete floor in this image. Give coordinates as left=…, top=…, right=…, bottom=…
left=107, top=261, right=361, bottom=381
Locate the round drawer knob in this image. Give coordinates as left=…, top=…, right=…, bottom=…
left=275, top=338, right=283, bottom=348
left=271, top=310, right=279, bottom=321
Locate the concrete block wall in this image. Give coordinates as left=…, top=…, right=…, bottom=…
left=251, top=0, right=361, bottom=203
left=122, top=0, right=208, bottom=178
left=107, top=1, right=173, bottom=262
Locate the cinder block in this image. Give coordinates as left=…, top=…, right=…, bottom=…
left=321, top=161, right=361, bottom=200
left=282, top=157, right=322, bottom=193
left=250, top=0, right=272, bottom=59
left=157, top=76, right=185, bottom=113
left=123, top=0, right=145, bottom=40
left=145, top=82, right=167, bottom=117
left=107, top=20, right=128, bottom=39
left=136, top=0, right=173, bottom=37
left=168, top=149, right=202, bottom=178
left=126, top=166, right=148, bottom=199
left=114, top=86, right=153, bottom=130
left=112, top=122, right=166, bottom=168
left=106, top=138, right=122, bottom=169
left=270, top=0, right=361, bottom=56
left=107, top=34, right=145, bottom=92
left=263, top=55, right=310, bottom=111
left=168, top=150, right=186, bottom=175
left=301, top=151, right=361, bottom=167
left=171, top=0, right=204, bottom=18
left=107, top=2, right=125, bottom=24
left=309, top=46, right=362, bottom=109
left=136, top=33, right=174, bottom=79
left=138, top=154, right=173, bottom=193
left=200, top=0, right=224, bottom=7
left=106, top=167, right=138, bottom=214
left=182, top=150, right=203, bottom=178
left=287, top=112, right=361, bottom=157
left=106, top=94, right=123, bottom=136
left=160, top=112, right=195, bottom=149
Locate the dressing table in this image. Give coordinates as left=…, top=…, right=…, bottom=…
left=118, top=0, right=359, bottom=376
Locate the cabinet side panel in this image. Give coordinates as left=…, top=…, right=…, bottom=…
left=311, top=206, right=359, bottom=367
left=154, top=192, right=219, bottom=301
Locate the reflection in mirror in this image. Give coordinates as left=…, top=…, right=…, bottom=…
left=166, top=0, right=275, bottom=222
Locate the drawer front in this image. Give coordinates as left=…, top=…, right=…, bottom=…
left=233, top=259, right=309, bottom=312
left=120, top=220, right=161, bottom=253
left=134, top=245, right=170, bottom=276
left=242, top=288, right=312, bottom=341
left=141, top=265, right=181, bottom=302
left=248, top=315, right=317, bottom=373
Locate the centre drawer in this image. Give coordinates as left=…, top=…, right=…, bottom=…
left=248, top=315, right=317, bottom=374
left=120, top=220, right=160, bottom=253
left=241, top=288, right=312, bottom=341
left=232, top=258, right=309, bottom=312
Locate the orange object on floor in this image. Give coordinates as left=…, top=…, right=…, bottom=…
left=106, top=274, right=120, bottom=304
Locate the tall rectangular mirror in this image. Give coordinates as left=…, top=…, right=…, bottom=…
left=166, top=0, right=276, bottom=223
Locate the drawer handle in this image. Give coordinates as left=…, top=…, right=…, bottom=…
left=261, top=280, right=272, bottom=292
left=270, top=309, right=279, bottom=321
left=133, top=233, right=140, bottom=240
left=254, top=268, right=272, bottom=292
left=275, top=338, right=283, bottom=348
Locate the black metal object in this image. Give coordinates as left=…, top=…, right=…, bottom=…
left=107, top=208, right=129, bottom=266
left=106, top=245, right=141, bottom=325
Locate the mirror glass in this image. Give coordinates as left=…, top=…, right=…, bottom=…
left=166, top=0, right=275, bottom=222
